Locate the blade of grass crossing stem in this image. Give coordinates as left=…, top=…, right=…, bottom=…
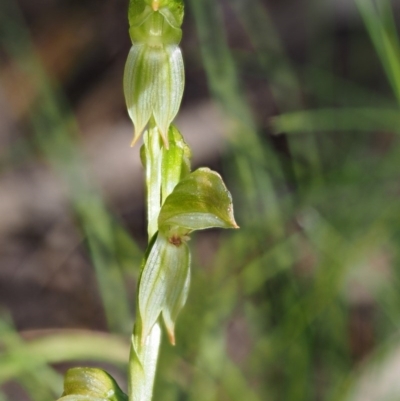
left=0, top=0, right=132, bottom=333
left=356, top=0, right=400, bottom=104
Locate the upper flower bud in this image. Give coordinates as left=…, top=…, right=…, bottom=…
left=124, top=0, right=185, bottom=148
left=124, top=44, right=184, bottom=148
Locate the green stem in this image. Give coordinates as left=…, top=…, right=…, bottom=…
left=145, top=120, right=163, bottom=239
left=128, top=120, right=163, bottom=401
left=128, top=321, right=161, bottom=401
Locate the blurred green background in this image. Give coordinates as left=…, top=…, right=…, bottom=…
left=1, top=0, right=400, bottom=400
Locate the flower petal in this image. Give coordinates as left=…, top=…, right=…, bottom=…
left=139, top=233, right=190, bottom=342
left=162, top=252, right=190, bottom=345
left=153, top=45, right=184, bottom=147
left=159, top=0, right=184, bottom=29
left=123, top=44, right=155, bottom=146
left=161, top=125, right=191, bottom=203
left=158, top=167, right=239, bottom=234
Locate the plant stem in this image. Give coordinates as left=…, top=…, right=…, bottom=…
left=128, top=119, right=163, bottom=401
left=128, top=321, right=161, bottom=401
left=144, top=121, right=163, bottom=239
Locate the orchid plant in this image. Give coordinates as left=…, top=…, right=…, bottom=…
left=56, top=1, right=238, bottom=401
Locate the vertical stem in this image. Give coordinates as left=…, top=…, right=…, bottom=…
left=128, top=321, right=161, bottom=401
left=144, top=121, right=163, bottom=239
left=128, top=119, right=163, bottom=401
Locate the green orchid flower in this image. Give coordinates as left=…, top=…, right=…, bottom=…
left=139, top=167, right=239, bottom=345
left=124, top=0, right=184, bottom=148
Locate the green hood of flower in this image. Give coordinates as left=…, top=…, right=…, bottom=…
left=124, top=0, right=185, bottom=147
left=123, top=44, right=184, bottom=147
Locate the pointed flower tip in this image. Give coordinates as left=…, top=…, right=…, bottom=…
left=227, top=206, right=239, bottom=229
left=163, top=311, right=179, bottom=346
left=167, top=327, right=176, bottom=346
left=159, top=129, right=170, bottom=150
left=130, top=129, right=142, bottom=148
left=226, top=214, right=239, bottom=229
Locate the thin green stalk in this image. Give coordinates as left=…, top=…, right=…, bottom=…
left=144, top=121, right=163, bottom=240
left=128, top=119, right=163, bottom=401
left=128, top=322, right=161, bottom=401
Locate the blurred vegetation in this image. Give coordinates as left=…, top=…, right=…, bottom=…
left=1, top=0, right=400, bottom=400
